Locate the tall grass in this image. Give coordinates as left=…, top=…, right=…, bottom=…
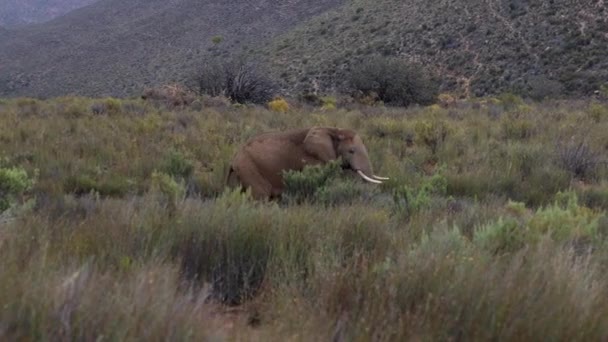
left=1, top=96, right=607, bottom=340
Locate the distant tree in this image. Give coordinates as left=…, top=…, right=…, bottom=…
left=348, top=56, right=439, bottom=107
left=193, top=57, right=278, bottom=104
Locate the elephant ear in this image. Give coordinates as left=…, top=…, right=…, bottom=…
left=303, top=127, right=340, bottom=162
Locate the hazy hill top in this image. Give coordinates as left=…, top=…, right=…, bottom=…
left=0, top=0, right=345, bottom=98
left=0, top=0, right=98, bottom=28
left=266, top=0, right=608, bottom=97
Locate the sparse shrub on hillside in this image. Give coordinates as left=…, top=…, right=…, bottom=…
left=348, top=56, right=439, bottom=107
left=497, top=92, right=524, bottom=110
left=194, top=57, right=278, bottom=104
left=524, top=75, right=565, bottom=101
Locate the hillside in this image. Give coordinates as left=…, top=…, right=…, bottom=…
left=265, top=0, right=608, bottom=98
left=0, top=0, right=345, bottom=98
left=0, top=0, right=97, bottom=28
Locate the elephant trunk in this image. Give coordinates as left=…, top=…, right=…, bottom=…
left=351, top=152, right=388, bottom=184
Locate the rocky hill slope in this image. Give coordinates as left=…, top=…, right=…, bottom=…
left=1, top=0, right=606, bottom=99
left=0, top=0, right=345, bottom=97
left=265, top=0, right=608, bottom=98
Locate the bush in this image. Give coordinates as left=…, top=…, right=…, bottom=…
left=474, top=192, right=603, bottom=255
left=529, top=191, right=600, bottom=243
left=348, top=56, right=439, bottom=107
left=149, top=171, right=186, bottom=213
left=414, top=118, right=451, bottom=154
left=0, top=165, right=37, bottom=213
left=474, top=217, right=527, bottom=254
left=524, top=75, right=565, bottom=101
left=268, top=97, right=290, bottom=113
left=160, top=149, right=195, bottom=180
left=556, top=138, right=602, bottom=180
left=142, top=84, right=196, bottom=108
left=282, top=161, right=343, bottom=203
left=392, top=170, right=447, bottom=221
left=194, top=57, right=278, bottom=104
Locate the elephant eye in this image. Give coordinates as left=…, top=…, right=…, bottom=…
left=348, top=148, right=356, bottom=154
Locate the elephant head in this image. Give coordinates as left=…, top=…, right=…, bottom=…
left=303, top=127, right=389, bottom=184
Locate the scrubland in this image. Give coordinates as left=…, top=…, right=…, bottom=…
left=1, top=95, right=607, bottom=340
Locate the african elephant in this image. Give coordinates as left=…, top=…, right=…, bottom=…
left=226, top=126, right=388, bottom=200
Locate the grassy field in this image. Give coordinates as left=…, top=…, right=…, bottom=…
left=1, top=95, right=608, bottom=340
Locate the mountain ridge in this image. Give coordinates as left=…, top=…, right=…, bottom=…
left=0, top=0, right=346, bottom=98
left=1, top=0, right=606, bottom=98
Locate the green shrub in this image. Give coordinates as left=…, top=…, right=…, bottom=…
left=474, top=217, right=528, bottom=254
left=161, top=149, right=195, bottom=180
left=475, top=192, right=603, bottom=255
left=314, top=179, right=368, bottom=206
left=414, top=118, right=451, bottom=154
left=0, top=165, right=37, bottom=213
left=348, top=56, right=439, bottom=107
left=149, top=171, right=185, bottom=212
left=282, top=161, right=342, bottom=203
left=529, top=191, right=600, bottom=242
left=392, top=169, right=447, bottom=220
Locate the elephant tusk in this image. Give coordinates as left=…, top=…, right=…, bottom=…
left=357, top=170, right=383, bottom=184
left=372, top=175, right=390, bottom=181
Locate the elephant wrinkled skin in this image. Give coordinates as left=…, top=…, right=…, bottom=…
left=226, top=127, right=388, bottom=200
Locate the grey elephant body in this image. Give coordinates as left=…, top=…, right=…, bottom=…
left=226, top=127, right=386, bottom=200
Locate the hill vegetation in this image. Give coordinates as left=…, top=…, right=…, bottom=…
left=265, top=0, right=608, bottom=98
left=0, top=0, right=345, bottom=98
left=1, top=95, right=608, bottom=339
left=0, top=0, right=97, bottom=27
left=1, top=0, right=606, bottom=99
